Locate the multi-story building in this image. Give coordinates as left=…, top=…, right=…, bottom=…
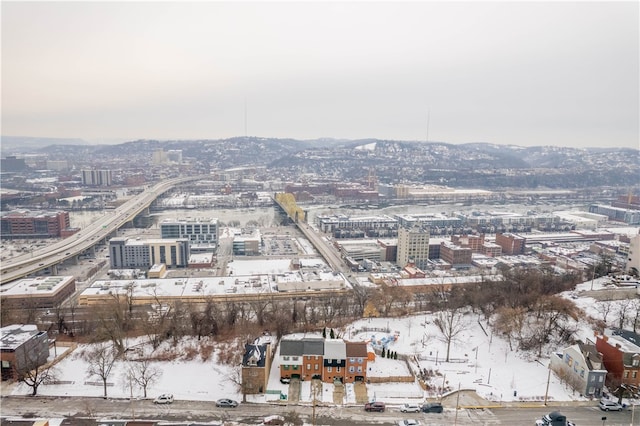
left=626, top=233, right=640, bottom=275
left=439, top=242, right=472, bottom=267
left=109, top=237, right=190, bottom=269
left=316, top=214, right=397, bottom=234
left=0, top=210, right=70, bottom=239
left=594, top=329, right=640, bottom=388
left=160, top=218, right=219, bottom=252
left=323, top=339, right=346, bottom=383
left=0, top=324, right=49, bottom=381
left=345, top=341, right=368, bottom=383
left=301, top=338, right=324, bottom=381
left=495, top=232, right=526, bottom=255
left=550, top=342, right=606, bottom=398
left=233, top=229, right=261, bottom=256
left=450, top=234, right=485, bottom=253
left=81, top=169, right=112, bottom=186
left=589, top=204, right=640, bottom=225
left=397, top=226, right=430, bottom=270
left=278, top=336, right=369, bottom=384
left=241, top=337, right=273, bottom=395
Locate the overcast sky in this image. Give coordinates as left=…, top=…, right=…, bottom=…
left=2, top=1, right=638, bottom=148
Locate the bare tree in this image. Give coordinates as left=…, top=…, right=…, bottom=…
left=15, top=350, right=57, bottom=397
left=85, top=342, right=119, bottom=398
left=126, top=355, right=162, bottom=398
left=433, top=307, right=466, bottom=362
left=614, top=298, right=633, bottom=330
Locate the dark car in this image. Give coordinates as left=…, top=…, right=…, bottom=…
left=364, top=401, right=385, bottom=412
left=422, top=402, right=443, bottom=413
left=215, top=398, right=238, bottom=408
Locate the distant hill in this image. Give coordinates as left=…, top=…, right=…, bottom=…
left=1, top=136, right=89, bottom=154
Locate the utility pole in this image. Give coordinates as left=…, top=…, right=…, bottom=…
left=454, top=382, right=461, bottom=425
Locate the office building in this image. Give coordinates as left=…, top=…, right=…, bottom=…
left=160, top=218, right=218, bottom=252
left=110, top=237, right=190, bottom=269
left=396, top=226, right=430, bottom=270
left=1, top=210, right=70, bottom=239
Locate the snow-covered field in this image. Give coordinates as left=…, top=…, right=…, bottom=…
left=5, top=277, right=626, bottom=406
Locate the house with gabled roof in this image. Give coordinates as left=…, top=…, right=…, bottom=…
left=550, top=341, right=606, bottom=398
left=241, top=336, right=273, bottom=395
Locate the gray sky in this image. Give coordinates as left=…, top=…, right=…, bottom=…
left=2, top=1, right=638, bottom=148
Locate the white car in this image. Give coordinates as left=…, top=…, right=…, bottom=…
left=153, top=393, right=174, bottom=404
left=398, top=420, right=420, bottom=426
left=400, top=403, right=421, bottom=413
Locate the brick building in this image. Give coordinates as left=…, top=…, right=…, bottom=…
left=495, top=232, right=526, bottom=255
left=1, top=210, right=71, bottom=239
left=594, top=329, right=640, bottom=388
left=241, top=338, right=273, bottom=395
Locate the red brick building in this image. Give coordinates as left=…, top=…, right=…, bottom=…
left=594, top=330, right=640, bottom=388
left=0, top=210, right=70, bottom=239
left=495, top=232, right=526, bottom=255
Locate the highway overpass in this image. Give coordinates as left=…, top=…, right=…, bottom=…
left=0, top=176, right=204, bottom=285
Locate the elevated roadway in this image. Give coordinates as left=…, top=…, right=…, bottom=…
left=1, top=176, right=204, bottom=285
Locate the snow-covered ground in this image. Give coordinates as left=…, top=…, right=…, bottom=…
left=5, top=277, right=629, bottom=407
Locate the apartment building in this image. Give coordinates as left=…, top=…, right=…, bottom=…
left=109, top=237, right=190, bottom=269
left=627, top=233, right=640, bottom=275
left=594, top=329, right=640, bottom=388
left=160, top=218, right=219, bottom=252
left=440, top=242, right=472, bottom=267
left=81, top=169, right=112, bottom=186
left=397, top=226, right=430, bottom=270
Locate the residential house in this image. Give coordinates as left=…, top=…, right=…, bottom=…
left=323, top=339, right=346, bottom=383
left=279, top=339, right=303, bottom=381
left=241, top=338, right=273, bottom=394
left=301, top=338, right=324, bottom=381
left=0, top=324, right=49, bottom=381
left=345, top=341, right=368, bottom=383
left=550, top=342, right=606, bottom=398
left=594, top=329, right=640, bottom=388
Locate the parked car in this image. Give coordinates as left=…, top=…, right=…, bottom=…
left=215, top=398, right=239, bottom=408
left=153, top=394, right=174, bottom=404
left=422, top=402, right=443, bottom=413
left=400, top=403, right=421, bottom=413
left=535, top=411, right=575, bottom=426
left=364, top=401, right=386, bottom=412
left=262, top=415, right=285, bottom=425
left=398, top=420, right=420, bottom=426
left=599, top=400, right=623, bottom=411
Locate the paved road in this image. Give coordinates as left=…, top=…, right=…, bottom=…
left=2, top=395, right=637, bottom=425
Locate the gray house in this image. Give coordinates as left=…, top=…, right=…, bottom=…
left=550, top=342, right=606, bottom=398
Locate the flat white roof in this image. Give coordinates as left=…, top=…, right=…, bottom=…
left=1, top=276, right=74, bottom=297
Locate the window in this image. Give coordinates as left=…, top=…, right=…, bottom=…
left=328, top=367, right=332, bottom=372
left=283, top=356, right=290, bottom=361
left=633, top=359, right=640, bottom=367
left=307, top=364, right=311, bottom=370
left=283, top=365, right=289, bottom=370
left=599, top=376, right=604, bottom=382
left=336, top=367, right=341, bottom=373
left=315, top=364, right=319, bottom=370
left=634, top=371, right=638, bottom=379
left=293, top=365, right=299, bottom=370
left=357, top=366, right=362, bottom=373
left=293, top=356, right=299, bottom=361
left=350, top=358, right=355, bottom=363
left=624, top=371, right=629, bottom=378
left=349, top=367, right=355, bottom=373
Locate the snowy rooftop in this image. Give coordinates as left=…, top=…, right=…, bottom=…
left=1, top=275, right=75, bottom=297
left=0, top=324, right=43, bottom=350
